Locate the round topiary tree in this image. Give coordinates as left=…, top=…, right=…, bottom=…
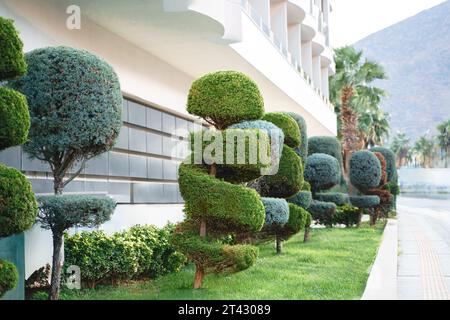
left=284, top=112, right=308, bottom=167
left=174, top=71, right=270, bottom=289
left=9, top=46, right=123, bottom=300
left=0, top=16, right=37, bottom=299
left=263, top=112, right=301, bottom=148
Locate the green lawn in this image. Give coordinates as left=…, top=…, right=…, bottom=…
left=61, top=221, right=385, bottom=300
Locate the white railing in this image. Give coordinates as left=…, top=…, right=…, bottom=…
left=240, top=0, right=333, bottom=109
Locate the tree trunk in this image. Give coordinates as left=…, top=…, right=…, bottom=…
left=370, top=211, right=377, bottom=227
left=275, top=235, right=282, bottom=254
left=53, top=175, right=64, bottom=195
left=49, top=233, right=63, bottom=300
left=303, top=227, right=311, bottom=243
left=356, top=210, right=362, bottom=228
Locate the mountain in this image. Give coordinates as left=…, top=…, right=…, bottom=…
left=354, top=0, right=450, bottom=142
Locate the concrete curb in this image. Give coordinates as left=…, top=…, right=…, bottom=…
left=362, top=219, right=398, bottom=300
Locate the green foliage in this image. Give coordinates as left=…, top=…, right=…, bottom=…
left=308, top=136, right=343, bottom=171
left=36, top=195, right=116, bottom=235
left=308, top=200, right=336, bottom=227
left=285, top=112, right=308, bottom=166
left=302, top=181, right=311, bottom=191
left=263, top=113, right=301, bottom=148
left=9, top=46, right=123, bottom=175
left=258, top=146, right=303, bottom=198
left=349, top=151, right=381, bottom=191
left=261, top=198, right=289, bottom=229
left=279, top=203, right=307, bottom=240
left=0, top=87, right=30, bottom=151
left=333, top=204, right=360, bottom=227
left=315, top=192, right=349, bottom=206
left=0, top=17, right=27, bottom=80
left=304, top=154, right=340, bottom=193
left=350, top=195, right=380, bottom=208
left=386, top=180, right=400, bottom=196
left=370, top=147, right=397, bottom=182
left=0, top=164, right=38, bottom=238
left=187, top=71, right=264, bottom=129
left=0, top=259, right=19, bottom=298
left=64, top=225, right=186, bottom=288
left=287, top=191, right=312, bottom=209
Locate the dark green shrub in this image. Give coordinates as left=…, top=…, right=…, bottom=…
left=349, top=195, right=380, bottom=208
left=9, top=46, right=123, bottom=195
left=308, top=200, right=336, bottom=227
left=0, top=164, right=37, bottom=238
left=308, top=136, right=345, bottom=185
left=263, top=113, right=301, bottom=148
left=333, top=204, right=360, bottom=227
left=187, top=71, right=264, bottom=129
left=0, top=87, right=30, bottom=150
left=0, top=17, right=27, bottom=79
left=315, top=192, right=349, bottom=206
left=349, top=151, right=381, bottom=191
left=371, top=147, right=397, bottom=183
left=284, top=112, right=308, bottom=166
left=279, top=203, right=307, bottom=240
left=0, top=259, right=19, bottom=298
left=261, top=198, right=289, bottom=230
left=287, top=191, right=312, bottom=209
left=258, top=146, right=303, bottom=198
left=304, top=154, right=340, bottom=193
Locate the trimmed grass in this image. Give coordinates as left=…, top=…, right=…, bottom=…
left=61, top=221, right=385, bottom=300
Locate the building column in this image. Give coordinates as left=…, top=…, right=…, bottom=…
left=321, top=66, right=329, bottom=97
left=301, top=41, right=313, bottom=78
left=288, top=23, right=302, bottom=65
left=249, top=0, right=270, bottom=27
left=312, top=55, right=321, bottom=89
left=270, top=0, right=288, bottom=50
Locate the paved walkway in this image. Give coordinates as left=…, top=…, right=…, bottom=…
left=397, top=197, right=450, bottom=300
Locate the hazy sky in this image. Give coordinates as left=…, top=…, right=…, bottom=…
left=330, top=0, right=446, bottom=47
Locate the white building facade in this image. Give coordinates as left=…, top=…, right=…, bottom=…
left=0, top=0, right=336, bottom=278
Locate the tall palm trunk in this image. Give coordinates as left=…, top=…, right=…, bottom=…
left=340, top=86, right=360, bottom=190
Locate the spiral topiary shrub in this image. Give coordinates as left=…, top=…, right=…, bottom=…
left=349, top=151, right=381, bottom=191
left=279, top=203, right=308, bottom=240
left=187, top=71, right=264, bottom=129
left=262, top=112, right=301, bottom=148
left=0, top=259, right=19, bottom=298
left=0, top=17, right=27, bottom=79
left=0, top=164, right=38, bottom=238
left=304, top=154, right=340, bottom=193
left=284, top=112, right=308, bottom=167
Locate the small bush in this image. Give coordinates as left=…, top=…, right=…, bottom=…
left=333, top=204, right=360, bottom=227
left=0, top=17, right=27, bottom=79
left=64, top=224, right=187, bottom=288
left=304, top=154, right=340, bottom=193
left=261, top=198, right=289, bottom=229
left=371, top=147, right=397, bottom=183
left=350, top=195, right=380, bottom=208
left=308, top=200, right=336, bottom=227
left=263, top=113, right=301, bottom=148
left=349, top=151, right=381, bottom=191
left=0, top=259, right=19, bottom=298
left=0, top=164, right=38, bottom=238
left=287, top=191, right=312, bottom=209
left=0, top=87, right=30, bottom=150
left=315, top=192, right=349, bottom=206
left=284, top=112, right=308, bottom=166
left=187, top=71, right=264, bottom=129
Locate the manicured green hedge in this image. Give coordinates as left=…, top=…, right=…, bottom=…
left=9, top=46, right=123, bottom=160
left=64, top=225, right=186, bottom=288
left=349, top=151, right=381, bottom=191
left=261, top=198, right=289, bottom=229
left=315, top=192, right=349, bottom=206
left=333, top=204, right=360, bottom=227
left=0, top=259, right=19, bottom=298
left=0, top=17, right=27, bottom=80
left=187, top=71, right=264, bottom=129
left=263, top=113, right=301, bottom=148
left=284, top=112, right=308, bottom=166
left=371, top=147, right=397, bottom=183
left=304, top=153, right=340, bottom=193
left=0, top=164, right=37, bottom=238
left=308, top=200, right=336, bottom=227
left=279, top=203, right=308, bottom=240
left=258, top=146, right=303, bottom=198
left=287, top=191, right=312, bottom=209
left=349, top=195, right=380, bottom=208
left=0, top=87, right=30, bottom=151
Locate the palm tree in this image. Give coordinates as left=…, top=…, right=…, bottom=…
left=357, top=105, right=390, bottom=149
left=437, top=120, right=450, bottom=167
left=330, top=46, right=387, bottom=180
left=414, top=136, right=435, bottom=168
left=391, top=132, right=410, bottom=167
